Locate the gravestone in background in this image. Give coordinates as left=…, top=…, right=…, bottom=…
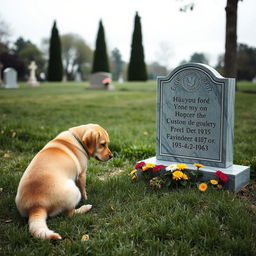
left=143, top=63, right=250, bottom=191
left=27, top=61, right=39, bottom=86
left=87, top=72, right=114, bottom=90
left=3, top=68, right=19, bottom=88
left=75, top=72, right=82, bottom=82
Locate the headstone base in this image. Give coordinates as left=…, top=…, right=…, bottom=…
left=27, top=80, right=39, bottom=87
left=141, top=156, right=250, bottom=192
left=3, top=84, right=19, bottom=89
left=86, top=84, right=115, bottom=90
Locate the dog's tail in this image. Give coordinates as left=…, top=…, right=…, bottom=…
left=28, top=207, right=62, bottom=240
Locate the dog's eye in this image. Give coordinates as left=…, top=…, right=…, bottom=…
left=101, top=143, right=106, bottom=147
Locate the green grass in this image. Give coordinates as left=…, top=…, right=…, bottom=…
left=0, top=81, right=256, bottom=255
left=238, top=81, right=256, bottom=93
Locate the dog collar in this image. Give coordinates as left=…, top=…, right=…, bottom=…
left=69, top=130, right=90, bottom=158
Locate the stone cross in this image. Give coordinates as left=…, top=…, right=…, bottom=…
left=27, top=61, right=39, bottom=86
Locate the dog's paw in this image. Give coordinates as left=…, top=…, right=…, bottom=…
left=75, top=204, right=92, bottom=214
left=81, top=204, right=92, bottom=213
left=48, top=233, right=62, bottom=240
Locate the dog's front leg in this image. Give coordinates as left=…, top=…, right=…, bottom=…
left=76, top=171, right=87, bottom=201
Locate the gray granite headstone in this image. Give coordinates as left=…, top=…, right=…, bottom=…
left=3, top=68, right=19, bottom=88
left=157, top=63, right=234, bottom=168
left=142, top=63, right=250, bottom=191
left=75, top=72, right=82, bottom=82
left=88, top=72, right=114, bottom=90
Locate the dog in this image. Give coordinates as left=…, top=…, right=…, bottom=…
left=15, top=124, right=112, bottom=240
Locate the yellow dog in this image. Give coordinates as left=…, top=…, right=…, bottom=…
left=16, top=124, right=112, bottom=240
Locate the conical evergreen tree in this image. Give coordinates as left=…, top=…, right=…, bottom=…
left=92, top=20, right=110, bottom=73
left=47, top=21, right=63, bottom=81
left=128, top=12, right=147, bottom=81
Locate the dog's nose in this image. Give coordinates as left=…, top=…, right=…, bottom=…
left=109, top=154, right=113, bottom=159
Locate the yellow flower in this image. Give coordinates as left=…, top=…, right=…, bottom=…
left=177, top=163, right=187, bottom=170
left=193, top=163, right=204, bottom=168
left=142, top=163, right=155, bottom=171
left=182, top=174, right=189, bottom=180
left=210, top=179, right=218, bottom=185
left=131, top=175, right=137, bottom=181
left=172, top=171, right=184, bottom=180
left=130, top=169, right=137, bottom=175
left=198, top=183, right=208, bottom=192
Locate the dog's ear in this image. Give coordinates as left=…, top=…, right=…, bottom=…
left=82, top=130, right=99, bottom=157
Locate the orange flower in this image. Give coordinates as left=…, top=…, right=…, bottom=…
left=198, top=183, right=208, bottom=192
left=193, top=163, right=204, bottom=168
left=182, top=173, right=189, bottom=180
left=210, top=179, right=218, bottom=185
left=172, top=171, right=184, bottom=180
left=142, top=163, right=155, bottom=171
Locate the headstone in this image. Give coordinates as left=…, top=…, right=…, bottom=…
left=3, top=68, right=19, bottom=88
left=87, top=72, right=114, bottom=90
left=63, top=75, right=67, bottom=82
left=75, top=72, right=82, bottom=82
left=142, top=63, right=250, bottom=191
left=118, top=75, right=124, bottom=84
left=27, top=61, right=39, bottom=86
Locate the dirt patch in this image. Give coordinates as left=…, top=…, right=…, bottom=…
left=98, top=169, right=125, bottom=181
left=236, top=181, right=256, bottom=214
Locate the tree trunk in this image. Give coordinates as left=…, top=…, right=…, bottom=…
left=224, top=0, right=238, bottom=89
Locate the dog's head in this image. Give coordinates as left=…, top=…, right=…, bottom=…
left=81, top=124, right=113, bottom=161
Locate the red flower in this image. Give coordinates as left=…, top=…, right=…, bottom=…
left=215, top=171, right=229, bottom=183
left=135, top=161, right=146, bottom=169
left=152, top=165, right=166, bottom=172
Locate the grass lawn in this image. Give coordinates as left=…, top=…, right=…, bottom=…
left=0, top=81, right=256, bottom=255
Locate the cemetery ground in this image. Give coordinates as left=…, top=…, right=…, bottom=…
left=0, top=81, right=256, bottom=255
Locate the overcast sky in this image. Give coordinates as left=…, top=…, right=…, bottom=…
left=1, top=0, right=255, bottom=69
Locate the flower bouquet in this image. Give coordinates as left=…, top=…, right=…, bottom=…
left=130, top=162, right=229, bottom=191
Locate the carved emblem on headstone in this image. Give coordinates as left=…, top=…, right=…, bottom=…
left=172, top=70, right=212, bottom=92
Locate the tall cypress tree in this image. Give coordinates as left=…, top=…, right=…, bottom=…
left=92, top=20, right=110, bottom=73
left=128, top=12, right=147, bottom=81
left=47, top=21, right=63, bottom=81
